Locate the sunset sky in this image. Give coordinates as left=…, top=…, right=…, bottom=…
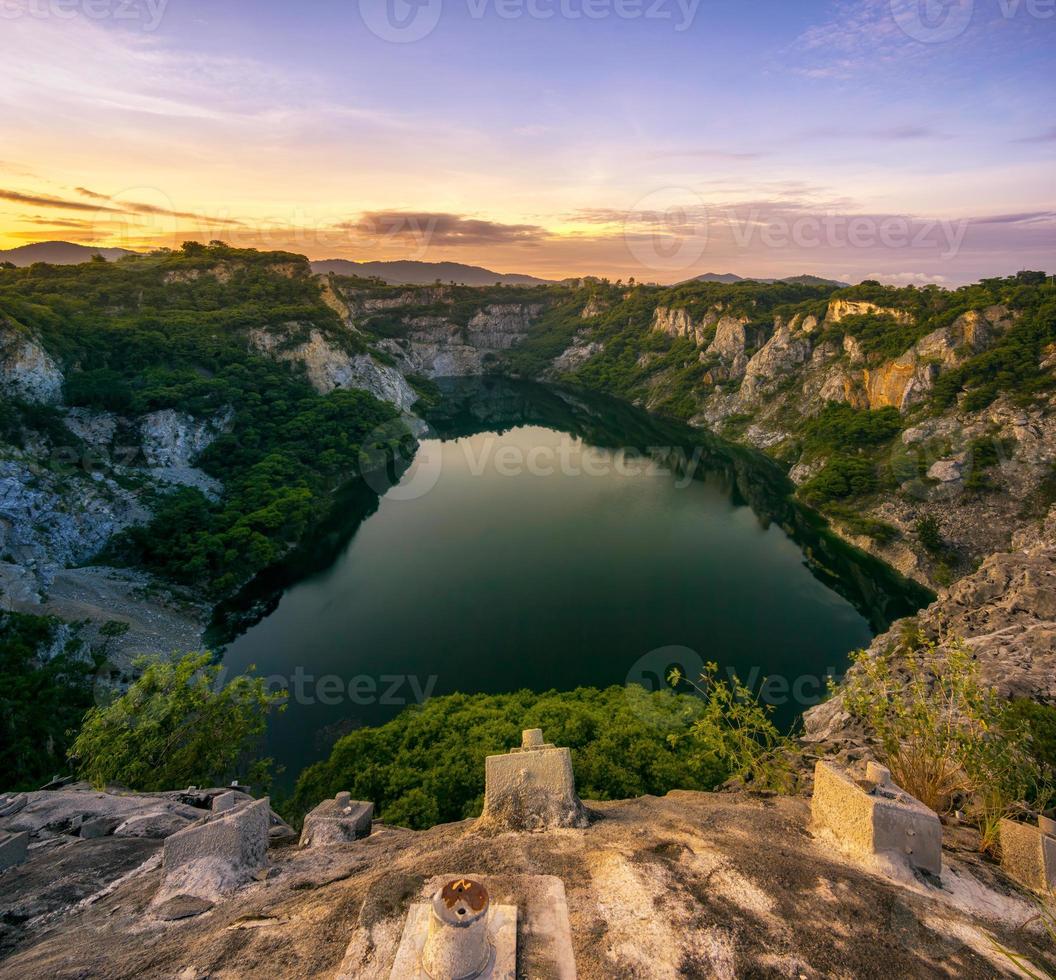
left=1, top=0, right=1052, bottom=283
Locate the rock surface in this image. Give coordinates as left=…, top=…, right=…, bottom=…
left=0, top=788, right=1051, bottom=978
left=247, top=326, right=417, bottom=410
left=804, top=505, right=1056, bottom=742
left=0, top=319, right=63, bottom=405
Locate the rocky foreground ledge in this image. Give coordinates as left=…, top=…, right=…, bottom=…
left=1, top=762, right=1054, bottom=977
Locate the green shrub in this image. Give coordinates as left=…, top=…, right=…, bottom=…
left=0, top=612, right=100, bottom=789
left=802, top=403, right=902, bottom=454
left=840, top=635, right=1050, bottom=852
left=800, top=455, right=878, bottom=504
left=289, top=686, right=722, bottom=829
left=915, top=515, right=944, bottom=554
left=668, top=661, right=790, bottom=792
left=70, top=651, right=286, bottom=792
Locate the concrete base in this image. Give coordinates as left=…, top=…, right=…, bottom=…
left=0, top=831, right=29, bottom=871
left=478, top=730, right=587, bottom=833
left=299, top=794, right=373, bottom=847
left=159, top=798, right=270, bottom=900
left=1000, top=817, right=1056, bottom=894
left=811, top=761, right=942, bottom=877
left=389, top=901, right=516, bottom=980
left=336, top=873, right=576, bottom=979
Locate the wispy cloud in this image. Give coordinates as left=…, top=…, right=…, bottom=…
left=0, top=185, right=244, bottom=226
left=0, top=188, right=124, bottom=213
left=339, top=212, right=551, bottom=247
left=1012, top=126, right=1056, bottom=144
left=802, top=124, right=953, bottom=142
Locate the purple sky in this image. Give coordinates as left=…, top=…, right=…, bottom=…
left=0, top=0, right=1053, bottom=283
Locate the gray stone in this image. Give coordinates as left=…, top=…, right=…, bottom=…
left=154, top=894, right=215, bottom=921
left=478, top=729, right=588, bottom=833
left=80, top=816, right=120, bottom=840
left=0, top=831, right=29, bottom=871
left=299, top=795, right=373, bottom=847
left=0, top=793, right=27, bottom=818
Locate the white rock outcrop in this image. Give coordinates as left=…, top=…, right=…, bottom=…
left=248, top=327, right=417, bottom=410
left=0, top=322, right=63, bottom=405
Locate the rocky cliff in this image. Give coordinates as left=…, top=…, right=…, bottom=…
left=0, top=317, right=63, bottom=405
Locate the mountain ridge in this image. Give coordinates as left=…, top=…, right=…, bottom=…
left=0, top=241, right=137, bottom=266
left=310, top=257, right=553, bottom=286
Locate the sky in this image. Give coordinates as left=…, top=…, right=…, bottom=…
left=0, top=0, right=1053, bottom=284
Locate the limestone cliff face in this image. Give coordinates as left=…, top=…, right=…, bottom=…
left=0, top=319, right=64, bottom=405
left=0, top=456, right=149, bottom=569
left=140, top=409, right=231, bottom=468
left=804, top=504, right=1056, bottom=743
left=861, top=354, right=937, bottom=411
left=552, top=332, right=604, bottom=373
left=376, top=304, right=541, bottom=379
left=651, top=305, right=706, bottom=345
left=580, top=295, right=610, bottom=318
left=738, top=321, right=812, bottom=403
left=826, top=298, right=913, bottom=325
left=247, top=327, right=417, bottom=411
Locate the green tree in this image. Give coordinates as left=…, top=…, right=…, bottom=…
left=70, top=651, right=286, bottom=791
left=288, top=686, right=720, bottom=829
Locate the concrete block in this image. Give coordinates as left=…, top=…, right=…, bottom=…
left=161, top=798, right=269, bottom=899
left=211, top=791, right=237, bottom=813
left=478, top=729, right=588, bottom=833
left=299, top=794, right=373, bottom=847
left=811, top=761, right=942, bottom=877
left=0, top=831, right=29, bottom=871
left=1000, top=817, right=1056, bottom=894
left=389, top=878, right=517, bottom=980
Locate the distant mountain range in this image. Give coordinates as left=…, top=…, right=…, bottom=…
left=680, top=272, right=851, bottom=288
left=1, top=243, right=851, bottom=290
left=310, top=258, right=553, bottom=287
left=0, top=241, right=137, bottom=266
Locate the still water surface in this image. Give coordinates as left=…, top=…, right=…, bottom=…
left=219, top=379, right=929, bottom=784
